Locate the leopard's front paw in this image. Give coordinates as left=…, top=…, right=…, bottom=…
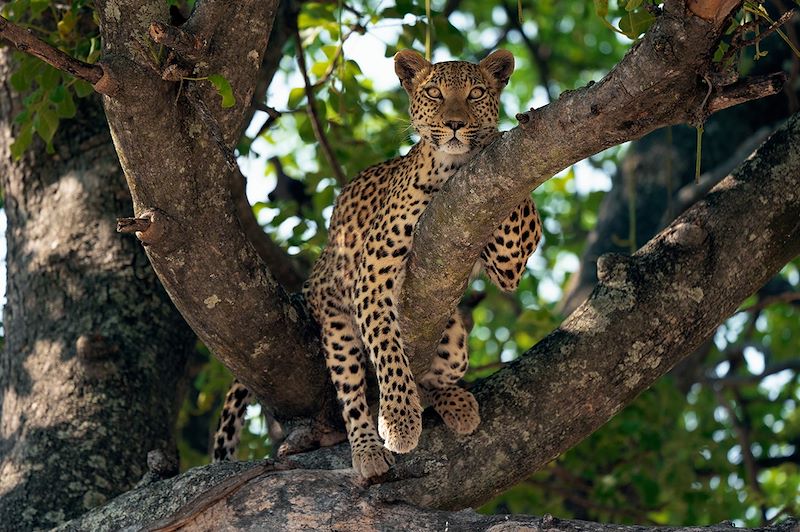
left=351, top=439, right=395, bottom=479
left=433, top=386, right=480, bottom=435
left=378, top=396, right=422, bottom=453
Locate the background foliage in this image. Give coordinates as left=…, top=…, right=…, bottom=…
left=2, top=0, right=798, bottom=527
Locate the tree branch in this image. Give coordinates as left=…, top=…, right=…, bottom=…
left=293, top=28, right=348, bottom=187
left=707, top=73, right=788, bottom=114
left=96, top=0, right=337, bottom=423
left=503, top=2, right=556, bottom=102
left=706, top=359, right=800, bottom=386
left=0, top=15, right=109, bottom=91
left=60, top=458, right=800, bottom=531
left=667, top=125, right=774, bottom=223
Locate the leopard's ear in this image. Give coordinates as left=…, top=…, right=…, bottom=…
left=394, top=50, right=431, bottom=92
left=480, top=50, right=515, bottom=88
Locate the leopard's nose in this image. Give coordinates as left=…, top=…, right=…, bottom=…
left=446, top=120, right=466, bottom=132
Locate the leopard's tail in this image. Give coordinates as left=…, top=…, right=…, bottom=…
left=212, top=379, right=253, bottom=462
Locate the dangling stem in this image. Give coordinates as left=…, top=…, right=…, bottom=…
left=695, top=124, right=704, bottom=184
left=627, top=172, right=637, bottom=255
left=338, top=0, right=346, bottom=121
left=425, top=0, right=432, bottom=61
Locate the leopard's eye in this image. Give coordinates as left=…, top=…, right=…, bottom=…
left=468, top=87, right=486, bottom=100
left=424, top=86, right=442, bottom=99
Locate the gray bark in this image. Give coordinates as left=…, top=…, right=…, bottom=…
left=59, top=459, right=800, bottom=531
left=0, top=52, right=195, bottom=530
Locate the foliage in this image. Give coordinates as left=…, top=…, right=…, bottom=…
left=3, top=0, right=798, bottom=527
left=2, top=0, right=99, bottom=155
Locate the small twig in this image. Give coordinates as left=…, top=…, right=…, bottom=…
left=722, top=9, right=797, bottom=65
left=316, top=0, right=365, bottom=18
left=254, top=104, right=283, bottom=138
left=294, top=29, right=348, bottom=187
left=718, top=387, right=768, bottom=523
left=0, top=15, right=106, bottom=88
left=667, top=126, right=773, bottom=221
left=503, top=3, right=556, bottom=102
left=117, top=217, right=152, bottom=234
left=705, top=359, right=800, bottom=387
left=310, top=37, right=349, bottom=91
left=740, top=290, right=800, bottom=313
left=739, top=8, right=796, bottom=49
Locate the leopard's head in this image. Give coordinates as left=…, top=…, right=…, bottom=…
left=394, top=49, right=514, bottom=155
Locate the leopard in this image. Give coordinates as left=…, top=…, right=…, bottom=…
left=213, top=49, right=543, bottom=478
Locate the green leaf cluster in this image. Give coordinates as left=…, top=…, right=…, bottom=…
left=3, top=0, right=99, bottom=156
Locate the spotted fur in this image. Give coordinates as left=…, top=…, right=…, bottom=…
left=212, top=380, right=252, bottom=462
left=213, top=50, right=542, bottom=478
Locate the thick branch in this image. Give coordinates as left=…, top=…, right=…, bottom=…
left=59, top=459, right=800, bottom=531
left=0, top=15, right=107, bottom=89
left=96, top=0, right=335, bottom=422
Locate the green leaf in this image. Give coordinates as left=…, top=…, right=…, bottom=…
left=288, top=87, right=306, bottom=109
left=310, top=59, right=331, bottom=78
left=57, top=10, right=77, bottom=39
left=625, top=0, right=644, bottom=11
left=207, top=74, right=236, bottom=108
left=34, top=107, right=59, bottom=145
left=10, top=71, right=30, bottom=93
left=29, top=0, right=49, bottom=17
left=594, top=0, right=609, bottom=18
left=594, top=0, right=625, bottom=35
left=9, top=60, right=34, bottom=92
left=73, top=80, right=94, bottom=98
left=619, top=8, right=655, bottom=38
left=49, top=84, right=66, bottom=103
left=54, top=90, right=76, bottom=119
left=10, top=123, right=34, bottom=160
left=38, top=66, right=61, bottom=91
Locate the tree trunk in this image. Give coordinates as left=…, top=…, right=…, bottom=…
left=0, top=51, right=195, bottom=530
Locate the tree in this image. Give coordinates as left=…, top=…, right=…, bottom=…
left=0, top=0, right=798, bottom=530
